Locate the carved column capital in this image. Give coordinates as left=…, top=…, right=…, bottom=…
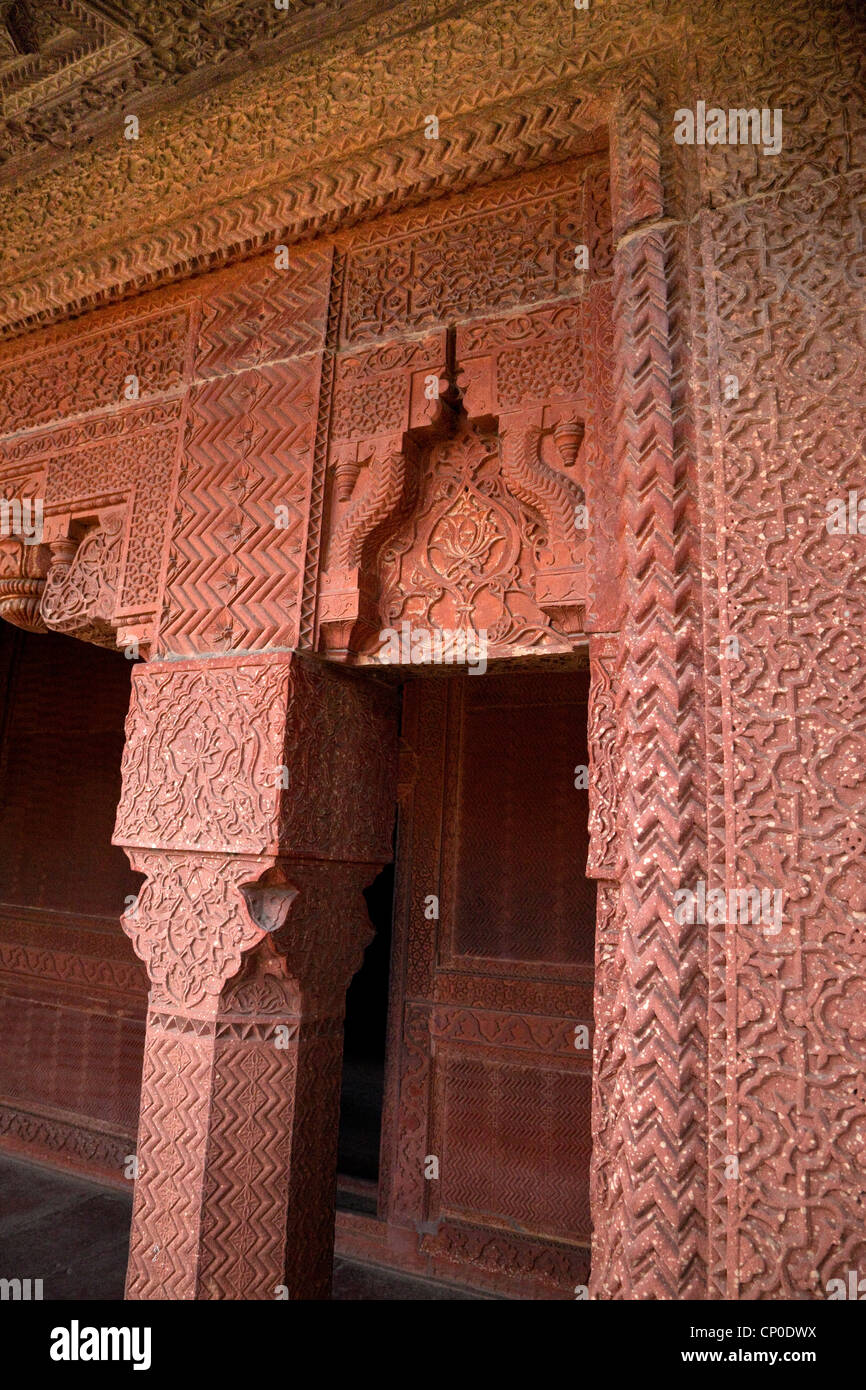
left=0, top=535, right=51, bottom=632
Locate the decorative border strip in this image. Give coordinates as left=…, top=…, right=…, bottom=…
left=0, top=1100, right=134, bottom=1188
left=0, top=83, right=608, bottom=339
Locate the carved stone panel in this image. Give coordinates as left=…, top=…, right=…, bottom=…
left=339, top=158, right=602, bottom=347
left=0, top=398, right=183, bottom=652
left=158, top=359, right=324, bottom=657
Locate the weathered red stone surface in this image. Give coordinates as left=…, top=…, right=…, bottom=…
left=0, top=0, right=862, bottom=1303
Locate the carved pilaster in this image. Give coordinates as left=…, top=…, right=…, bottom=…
left=113, top=651, right=399, bottom=1299
left=588, top=68, right=707, bottom=1302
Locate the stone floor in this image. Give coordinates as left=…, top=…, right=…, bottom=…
left=0, top=1153, right=482, bottom=1300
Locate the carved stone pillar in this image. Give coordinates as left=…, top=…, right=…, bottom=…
left=112, top=651, right=398, bottom=1300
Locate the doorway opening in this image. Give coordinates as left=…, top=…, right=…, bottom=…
left=336, top=661, right=596, bottom=1301
left=0, top=623, right=147, bottom=1186
left=337, top=851, right=396, bottom=1210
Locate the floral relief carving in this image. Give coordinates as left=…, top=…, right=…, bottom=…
left=120, top=851, right=272, bottom=1014
left=340, top=165, right=588, bottom=347
left=331, top=408, right=587, bottom=662
left=39, top=510, right=125, bottom=648
left=112, top=648, right=398, bottom=1299
left=0, top=311, right=187, bottom=436
left=114, top=659, right=289, bottom=854
left=586, top=634, right=620, bottom=881
left=1, top=0, right=862, bottom=1306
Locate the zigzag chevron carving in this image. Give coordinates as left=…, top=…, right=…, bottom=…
left=0, top=87, right=607, bottom=337
left=126, top=1018, right=214, bottom=1300
left=590, top=217, right=708, bottom=1301
left=158, top=360, right=322, bottom=655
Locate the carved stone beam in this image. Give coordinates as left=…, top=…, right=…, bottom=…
left=113, top=651, right=399, bottom=1299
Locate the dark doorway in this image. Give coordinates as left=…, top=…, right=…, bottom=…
left=0, top=624, right=147, bottom=1185
left=337, top=851, right=395, bottom=1198
left=375, top=665, right=595, bottom=1294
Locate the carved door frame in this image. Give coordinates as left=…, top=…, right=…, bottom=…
left=323, top=65, right=708, bottom=1301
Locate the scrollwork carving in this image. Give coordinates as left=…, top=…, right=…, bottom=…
left=319, top=443, right=415, bottom=657
left=39, top=510, right=125, bottom=648
left=500, top=421, right=586, bottom=632
left=121, top=850, right=272, bottom=1014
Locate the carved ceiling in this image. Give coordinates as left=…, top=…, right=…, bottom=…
left=0, top=0, right=683, bottom=339
left=0, top=0, right=447, bottom=178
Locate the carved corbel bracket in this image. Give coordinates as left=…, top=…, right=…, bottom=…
left=38, top=507, right=129, bottom=650
left=0, top=474, right=50, bottom=631
left=121, top=848, right=278, bottom=1015
left=0, top=534, right=51, bottom=632
left=317, top=563, right=382, bottom=657
left=318, top=436, right=415, bottom=659
left=500, top=418, right=587, bottom=634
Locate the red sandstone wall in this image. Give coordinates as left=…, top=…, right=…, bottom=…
left=688, top=10, right=866, bottom=1298
left=0, top=0, right=861, bottom=1300
left=0, top=624, right=146, bottom=1183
